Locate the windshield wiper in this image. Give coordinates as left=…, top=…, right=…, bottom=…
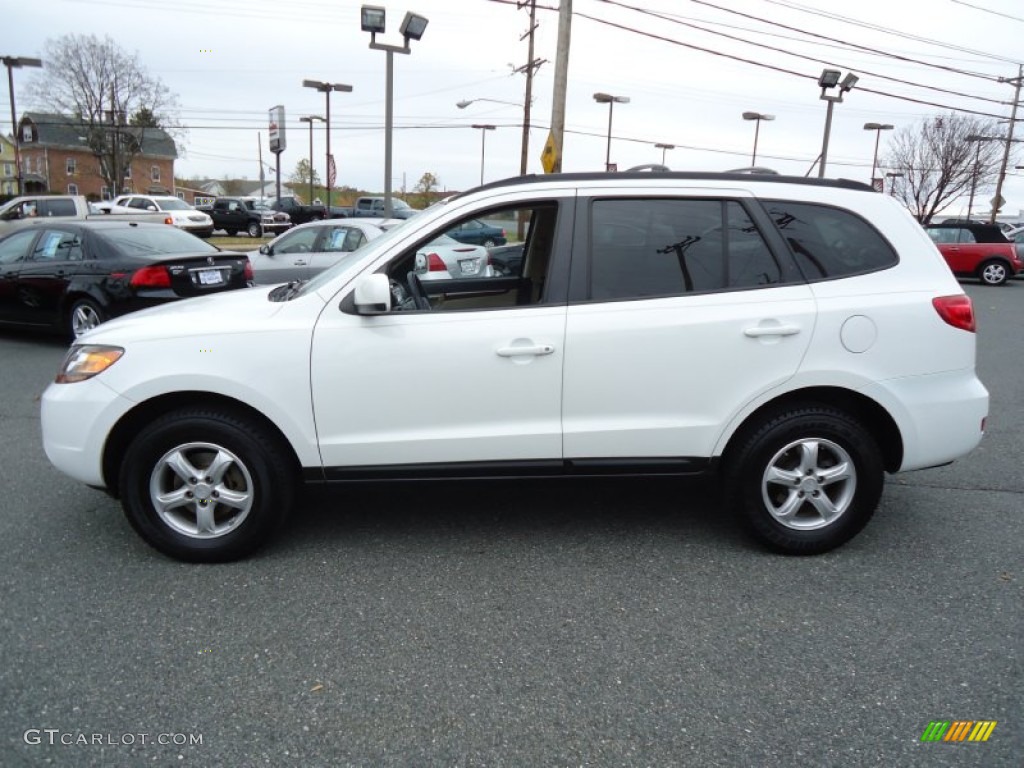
left=268, top=279, right=307, bottom=302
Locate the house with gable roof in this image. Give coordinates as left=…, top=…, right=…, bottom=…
left=16, top=112, right=178, bottom=200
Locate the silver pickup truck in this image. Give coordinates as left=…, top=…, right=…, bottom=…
left=0, top=195, right=171, bottom=235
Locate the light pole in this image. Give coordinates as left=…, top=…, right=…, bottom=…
left=471, top=124, right=496, bottom=186
left=742, top=112, right=774, bottom=166
left=2, top=55, right=43, bottom=196
left=299, top=115, right=325, bottom=204
left=817, top=69, right=858, bottom=178
left=302, top=80, right=353, bottom=214
left=593, top=92, right=629, bottom=171
left=655, top=142, right=675, bottom=166
left=863, top=122, right=894, bottom=188
left=361, top=5, right=428, bottom=218
left=885, top=171, right=903, bottom=197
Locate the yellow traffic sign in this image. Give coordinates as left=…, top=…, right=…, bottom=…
left=541, top=131, right=558, bottom=174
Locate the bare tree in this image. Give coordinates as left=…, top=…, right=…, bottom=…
left=26, top=34, right=184, bottom=194
left=411, top=171, right=440, bottom=209
left=883, top=113, right=1006, bottom=223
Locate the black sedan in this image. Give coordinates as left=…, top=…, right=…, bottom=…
left=0, top=221, right=253, bottom=339
left=446, top=219, right=508, bottom=247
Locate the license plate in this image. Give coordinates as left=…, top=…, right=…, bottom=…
left=197, top=269, right=224, bottom=286
left=459, top=258, right=481, bottom=275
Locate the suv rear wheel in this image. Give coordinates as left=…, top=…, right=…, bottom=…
left=977, top=259, right=1009, bottom=286
left=727, top=406, right=883, bottom=554
left=119, top=407, right=294, bottom=562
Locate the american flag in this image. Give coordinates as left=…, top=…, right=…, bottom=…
left=328, top=154, right=337, bottom=187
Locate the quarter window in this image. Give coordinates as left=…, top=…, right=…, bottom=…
left=764, top=200, right=899, bottom=280
left=588, top=198, right=785, bottom=300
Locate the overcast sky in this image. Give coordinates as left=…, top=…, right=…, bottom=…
left=4, top=0, right=1023, bottom=215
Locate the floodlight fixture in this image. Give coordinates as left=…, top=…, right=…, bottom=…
left=361, top=5, right=386, bottom=34
left=818, top=69, right=841, bottom=89
left=400, top=12, right=428, bottom=41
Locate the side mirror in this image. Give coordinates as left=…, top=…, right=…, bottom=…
left=146, top=205, right=158, bottom=211
left=259, top=244, right=271, bottom=255
left=353, top=273, right=391, bottom=314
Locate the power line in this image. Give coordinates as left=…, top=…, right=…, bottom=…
left=949, top=0, right=1024, bottom=23
left=597, top=0, right=1009, bottom=106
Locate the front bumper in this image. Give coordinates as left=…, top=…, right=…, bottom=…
left=41, top=375, right=134, bottom=488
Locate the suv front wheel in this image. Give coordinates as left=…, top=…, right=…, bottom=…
left=119, top=407, right=294, bottom=562
left=727, top=406, right=883, bottom=554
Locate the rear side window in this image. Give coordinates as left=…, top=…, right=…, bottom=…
left=763, top=200, right=898, bottom=280
left=588, top=198, right=789, bottom=300
left=41, top=199, right=77, bottom=217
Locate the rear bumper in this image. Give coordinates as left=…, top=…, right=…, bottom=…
left=866, top=368, right=989, bottom=472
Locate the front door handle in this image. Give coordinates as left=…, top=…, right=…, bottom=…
left=744, top=324, right=801, bottom=338
left=496, top=344, right=555, bottom=357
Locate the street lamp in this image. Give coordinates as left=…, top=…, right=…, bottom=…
left=817, top=69, right=858, bottom=178
left=2, top=55, right=43, bottom=196
left=362, top=4, right=429, bottom=218
left=302, top=79, right=353, bottom=214
left=655, top=143, right=675, bottom=166
left=884, top=171, right=904, bottom=197
left=471, top=124, right=496, bottom=186
left=742, top=112, right=775, bottom=166
left=593, top=92, right=629, bottom=171
left=456, top=98, right=523, bottom=110
left=299, top=115, right=325, bottom=205
left=863, top=122, right=894, bottom=187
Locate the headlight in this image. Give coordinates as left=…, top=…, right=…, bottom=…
left=55, top=345, right=124, bottom=384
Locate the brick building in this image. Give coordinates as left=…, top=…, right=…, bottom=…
left=17, top=112, right=177, bottom=200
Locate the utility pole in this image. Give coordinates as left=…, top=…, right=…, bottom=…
left=990, top=64, right=1022, bottom=224
left=549, top=0, right=572, bottom=173
left=517, top=0, right=541, bottom=179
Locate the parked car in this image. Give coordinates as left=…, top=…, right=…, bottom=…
left=0, top=195, right=171, bottom=235
left=40, top=171, right=988, bottom=562
left=446, top=218, right=507, bottom=246
left=197, top=197, right=292, bottom=238
left=487, top=242, right=524, bottom=276
left=412, top=233, right=493, bottom=281
left=248, top=219, right=384, bottom=284
left=332, top=196, right=421, bottom=219
left=105, top=195, right=215, bottom=238
left=1002, top=225, right=1024, bottom=273
left=0, top=221, right=253, bottom=339
left=923, top=222, right=1023, bottom=285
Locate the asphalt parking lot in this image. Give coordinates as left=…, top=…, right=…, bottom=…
left=0, top=283, right=1020, bottom=767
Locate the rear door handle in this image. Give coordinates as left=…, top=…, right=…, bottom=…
left=496, top=344, right=555, bottom=357
left=744, top=324, right=801, bottom=338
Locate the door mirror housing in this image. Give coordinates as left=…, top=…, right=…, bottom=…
left=259, top=244, right=271, bottom=255
left=352, top=273, right=391, bottom=315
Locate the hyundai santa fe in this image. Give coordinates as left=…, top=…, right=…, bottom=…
left=41, top=172, right=989, bottom=562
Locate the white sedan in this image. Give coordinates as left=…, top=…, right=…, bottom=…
left=248, top=219, right=385, bottom=284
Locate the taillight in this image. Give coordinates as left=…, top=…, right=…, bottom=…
left=130, top=265, right=171, bottom=288
left=243, top=259, right=254, bottom=281
left=427, top=253, right=446, bottom=272
left=932, top=294, right=976, bottom=333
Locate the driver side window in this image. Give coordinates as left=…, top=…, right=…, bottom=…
left=275, top=227, right=320, bottom=254
left=384, top=203, right=559, bottom=313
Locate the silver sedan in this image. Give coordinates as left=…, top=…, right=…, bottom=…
left=248, top=220, right=384, bottom=284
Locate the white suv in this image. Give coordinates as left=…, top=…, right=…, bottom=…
left=41, top=173, right=989, bottom=562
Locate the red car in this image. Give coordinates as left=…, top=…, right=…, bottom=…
left=925, top=222, right=1023, bottom=285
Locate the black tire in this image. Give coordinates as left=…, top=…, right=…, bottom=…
left=118, top=407, right=294, bottom=562
left=67, top=297, right=106, bottom=340
left=725, top=405, right=883, bottom=555
left=977, top=259, right=1009, bottom=286
left=247, top=221, right=263, bottom=238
